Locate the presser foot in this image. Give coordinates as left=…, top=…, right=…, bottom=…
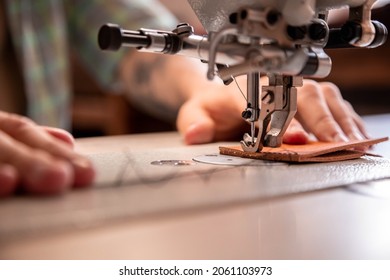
left=240, top=75, right=301, bottom=153
left=240, top=115, right=271, bottom=153
left=240, top=120, right=284, bottom=153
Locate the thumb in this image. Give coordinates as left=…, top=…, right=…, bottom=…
left=176, top=100, right=216, bottom=145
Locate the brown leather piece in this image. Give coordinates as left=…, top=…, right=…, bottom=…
left=219, top=137, right=389, bottom=163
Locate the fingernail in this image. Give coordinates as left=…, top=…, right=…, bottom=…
left=0, top=164, right=16, bottom=178
left=71, top=158, right=95, bottom=187
left=332, top=133, right=348, bottom=142
left=348, top=131, right=364, bottom=141
left=185, top=123, right=213, bottom=145
left=72, top=157, right=92, bottom=170
left=362, top=131, right=372, bottom=139
left=27, top=162, right=73, bottom=194
left=30, top=165, right=52, bottom=182
left=0, top=165, right=17, bottom=197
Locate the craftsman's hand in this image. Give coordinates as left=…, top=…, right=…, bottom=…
left=177, top=77, right=247, bottom=144
left=283, top=80, right=369, bottom=144
left=177, top=78, right=369, bottom=145
left=0, top=112, right=95, bottom=197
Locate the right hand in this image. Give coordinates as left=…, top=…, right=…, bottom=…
left=176, top=78, right=369, bottom=146
left=0, top=112, right=95, bottom=197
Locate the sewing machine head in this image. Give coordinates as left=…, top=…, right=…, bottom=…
left=98, top=0, right=387, bottom=152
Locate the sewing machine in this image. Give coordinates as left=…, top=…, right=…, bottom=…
left=98, top=0, right=387, bottom=152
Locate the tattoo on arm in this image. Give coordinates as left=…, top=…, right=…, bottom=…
left=125, top=55, right=180, bottom=122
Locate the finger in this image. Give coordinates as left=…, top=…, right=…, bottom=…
left=343, top=101, right=371, bottom=151
left=0, top=113, right=94, bottom=187
left=177, top=100, right=216, bottom=145
left=296, top=80, right=348, bottom=142
left=320, top=82, right=366, bottom=141
left=283, top=118, right=310, bottom=144
left=0, top=130, right=73, bottom=194
left=344, top=101, right=371, bottom=139
left=42, top=126, right=75, bottom=147
left=0, top=164, right=18, bottom=197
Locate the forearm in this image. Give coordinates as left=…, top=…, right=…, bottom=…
left=118, top=51, right=223, bottom=122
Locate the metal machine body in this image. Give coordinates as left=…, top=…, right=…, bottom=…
left=98, top=0, right=387, bottom=152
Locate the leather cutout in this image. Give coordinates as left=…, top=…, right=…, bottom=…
left=219, top=137, right=389, bottom=163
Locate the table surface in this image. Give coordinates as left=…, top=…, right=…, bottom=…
left=1, top=114, right=390, bottom=260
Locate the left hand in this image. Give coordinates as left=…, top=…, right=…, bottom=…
left=284, top=80, right=369, bottom=144
left=0, top=112, right=95, bottom=197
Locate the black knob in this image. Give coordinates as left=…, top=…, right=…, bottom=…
left=287, top=25, right=307, bottom=40
left=340, top=21, right=362, bottom=43
left=98, top=23, right=123, bottom=50
left=309, top=22, right=328, bottom=41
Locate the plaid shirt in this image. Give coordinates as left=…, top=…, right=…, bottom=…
left=4, top=0, right=176, bottom=129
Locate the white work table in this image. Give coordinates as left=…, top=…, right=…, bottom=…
left=1, top=114, right=390, bottom=260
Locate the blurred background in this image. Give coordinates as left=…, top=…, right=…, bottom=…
left=326, top=6, right=390, bottom=115
left=71, top=1, right=390, bottom=138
